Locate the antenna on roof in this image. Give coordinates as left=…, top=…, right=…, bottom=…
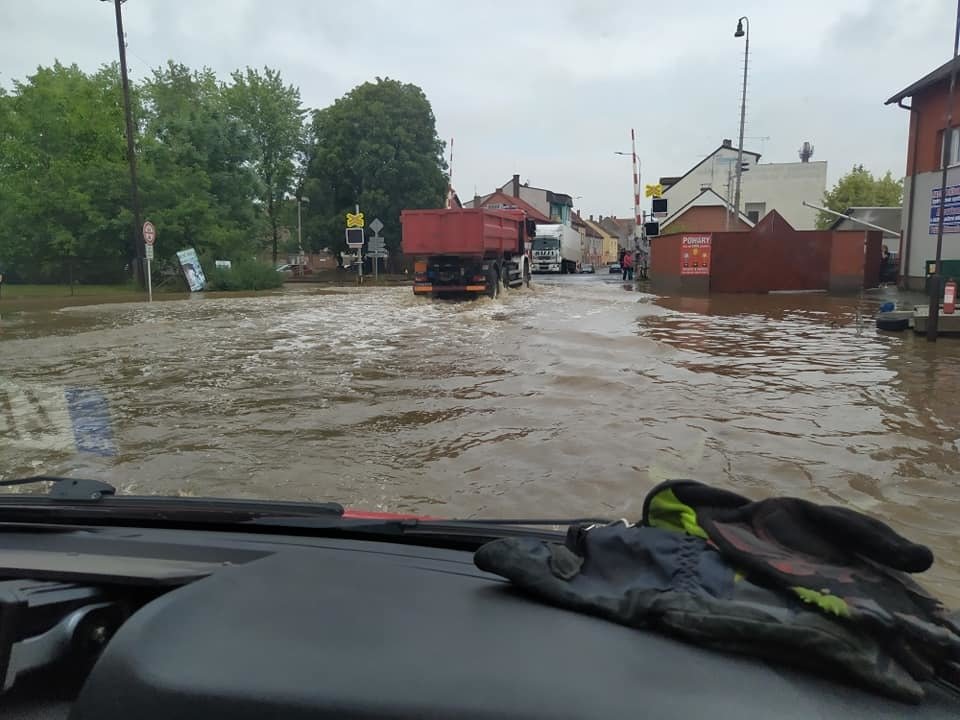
left=799, top=141, right=815, bottom=162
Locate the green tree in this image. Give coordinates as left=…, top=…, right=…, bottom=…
left=304, top=78, right=447, bottom=264
left=224, top=67, right=305, bottom=264
left=138, top=62, right=260, bottom=265
left=816, top=165, right=903, bottom=229
left=0, top=62, right=131, bottom=283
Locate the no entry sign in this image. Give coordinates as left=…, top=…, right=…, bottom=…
left=143, top=221, right=156, bottom=246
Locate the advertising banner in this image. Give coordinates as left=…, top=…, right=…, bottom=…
left=929, top=184, right=960, bottom=234
left=681, top=234, right=712, bottom=275
left=176, top=248, right=207, bottom=292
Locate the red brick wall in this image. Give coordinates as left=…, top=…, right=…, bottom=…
left=828, top=230, right=882, bottom=291
left=651, top=215, right=880, bottom=294
left=907, top=83, right=960, bottom=175
left=664, top=206, right=752, bottom=233
left=709, top=213, right=833, bottom=293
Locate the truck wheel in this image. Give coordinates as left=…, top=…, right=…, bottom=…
left=503, top=261, right=521, bottom=290
left=487, top=267, right=499, bottom=298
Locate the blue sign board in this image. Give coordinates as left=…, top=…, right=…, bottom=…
left=929, top=183, right=960, bottom=234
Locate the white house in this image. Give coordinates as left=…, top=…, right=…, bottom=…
left=660, top=139, right=827, bottom=230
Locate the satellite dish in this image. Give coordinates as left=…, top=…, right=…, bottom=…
left=799, top=141, right=815, bottom=162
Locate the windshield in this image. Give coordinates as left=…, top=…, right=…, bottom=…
left=1, top=0, right=959, bottom=611
left=533, top=238, right=560, bottom=250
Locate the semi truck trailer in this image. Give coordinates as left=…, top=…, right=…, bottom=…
left=531, top=223, right=582, bottom=274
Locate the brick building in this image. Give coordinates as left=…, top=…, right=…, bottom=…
left=886, top=59, right=960, bottom=289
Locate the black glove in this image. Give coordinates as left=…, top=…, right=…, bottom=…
left=475, top=522, right=927, bottom=701
left=641, top=480, right=960, bottom=683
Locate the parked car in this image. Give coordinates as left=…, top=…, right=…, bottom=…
left=608, top=263, right=621, bottom=274
left=275, top=264, right=312, bottom=276
left=581, top=264, right=595, bottom=274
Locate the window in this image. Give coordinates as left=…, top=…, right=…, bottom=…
left=745, top=202, right=766, bottom=224
left=941, top=127, right=960, bottom=168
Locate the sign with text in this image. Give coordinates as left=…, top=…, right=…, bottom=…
left=176, top=248, right=207, bottom=291
left=929, top=184, right=960, bottom=234
left=681, top=234, right=712, bottom=276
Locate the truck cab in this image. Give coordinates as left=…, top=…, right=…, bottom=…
left=531, top=223, right=581, bottom=274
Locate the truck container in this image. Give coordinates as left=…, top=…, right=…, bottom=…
left=401, top=208, right=535, bottom=298
left=531, top=223, right=582, bottom=274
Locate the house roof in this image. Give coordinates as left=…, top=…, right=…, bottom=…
left=886, top=58, right=960, bottom=105
left=478, top=190, right=551, bottom=222
left=660, top=187, right=755, bottom=229
left=498, top=178, right=573, bottom=206
left=660, top=143, right=762, bottom=195
left=582, top=218, right=617, bottom=239
left=827, top=206, right=901, bottom=236
left=573, top=212, right=602, bottom=237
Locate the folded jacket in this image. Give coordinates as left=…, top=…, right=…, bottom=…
left=475, top=522, right=928, bottom=701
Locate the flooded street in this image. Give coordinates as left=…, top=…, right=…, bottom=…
left=2, top=277, right=960, bottom=603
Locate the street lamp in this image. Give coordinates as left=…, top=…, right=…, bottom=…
left=297, top=196, right=309, bottom=256
left=733, top=16, right=749, bottom=219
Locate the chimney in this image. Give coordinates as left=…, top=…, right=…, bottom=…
left=722, top=138, right=732, bottom=148
left=512, top=174, right=520, bottom=198
left=473, top=194, right=481, bottom=208
left=589, top=214, right=594, bottom=221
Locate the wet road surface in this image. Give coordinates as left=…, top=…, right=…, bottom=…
left=2, top=275, right=959, bottom=603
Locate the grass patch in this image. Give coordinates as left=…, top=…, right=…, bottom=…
left=206, top=260, right=284, bottom=291
left=0, top=283, right=141, bottom=299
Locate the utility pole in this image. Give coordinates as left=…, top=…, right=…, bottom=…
left=733, top=17, right=750, bottom=219
left=928, top=1, right=960, bottom=342
left=106, top=0, right=145, bottom=287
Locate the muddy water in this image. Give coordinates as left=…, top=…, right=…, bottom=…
left=2, top=278, right=960, bottom=604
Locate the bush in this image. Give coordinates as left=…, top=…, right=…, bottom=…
left=206, top=260, right=284, bottom=291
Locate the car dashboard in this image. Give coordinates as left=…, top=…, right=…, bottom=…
left=1, top=522, right=958, bottom=720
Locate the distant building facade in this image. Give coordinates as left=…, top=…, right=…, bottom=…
left=659, top=188, right=754, bottom=234
left=466, top=175, right=574, bottom=226
left=660, top=139, right=827, bottom=230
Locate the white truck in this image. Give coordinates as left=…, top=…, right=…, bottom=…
left=531, top=223, right=582, bottom=274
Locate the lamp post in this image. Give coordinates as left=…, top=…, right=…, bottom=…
left=297, top=196, right=309, bottom=257
left=733, top=16, right=750, bottom=219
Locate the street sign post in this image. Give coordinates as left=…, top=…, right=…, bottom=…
left=368, top=218, right=386, bottom=279
left=346, top=207, right=364, bottom=282
left=142, top=221, right=156, bottom=302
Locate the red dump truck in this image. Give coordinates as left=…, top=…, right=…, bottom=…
left=400, top=208, right=535, bottom=298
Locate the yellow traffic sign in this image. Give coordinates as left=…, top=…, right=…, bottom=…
left=645, top=183, right=663, bottom=198
left=346, top=212, right=365, bottom=228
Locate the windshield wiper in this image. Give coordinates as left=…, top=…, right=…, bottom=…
left=0, top=477, right=608, bottom=543
left=0, top=476, right=116, bottom=501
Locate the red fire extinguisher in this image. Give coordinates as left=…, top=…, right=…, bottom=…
left=945, top=279, right=957, bottom=315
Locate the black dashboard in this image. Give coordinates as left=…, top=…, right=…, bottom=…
left=0, top=523, right=957, bottom=719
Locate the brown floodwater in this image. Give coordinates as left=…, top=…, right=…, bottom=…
left=1, top=277, right=959, bottom=604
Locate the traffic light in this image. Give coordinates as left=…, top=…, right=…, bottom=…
left=644, top=221, right=660, bottom=238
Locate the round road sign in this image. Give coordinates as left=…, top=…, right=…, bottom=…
left=143, top=221, right=157, bottom=245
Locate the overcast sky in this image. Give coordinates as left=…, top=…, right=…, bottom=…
left=0, top=0, right=954, bottom=217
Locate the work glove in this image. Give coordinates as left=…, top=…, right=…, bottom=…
left=641, top=480, right=960, bottom=687
left=475, top=522, right=929, bottom=701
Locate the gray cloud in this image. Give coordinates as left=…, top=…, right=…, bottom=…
left=0, top=0, right=955, bottom=216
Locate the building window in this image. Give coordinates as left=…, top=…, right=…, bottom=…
left=744, top=201, right=766, bottom=224
left=941, top=127, right=960, bottom=168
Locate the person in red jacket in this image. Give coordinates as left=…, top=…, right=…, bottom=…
left=621, top=250, right=634, bottom=281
